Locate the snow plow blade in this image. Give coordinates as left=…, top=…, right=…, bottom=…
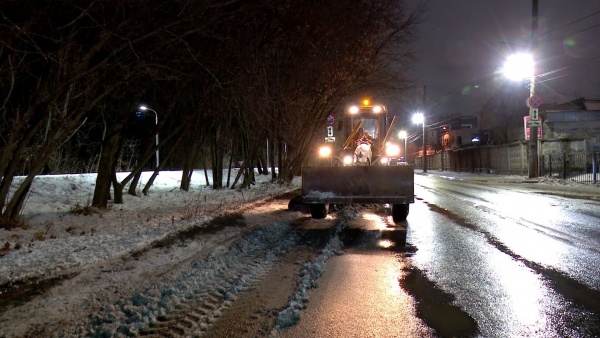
left=301, top=165, right=414, bottom=205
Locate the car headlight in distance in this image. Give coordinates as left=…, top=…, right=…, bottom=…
left=385, top=143, right=400, bottom=157
left=319, top=146, right=332, bottom=157
left=380, top=157, right=389, bottom=165
left=343, top=155, right=353, bottom=165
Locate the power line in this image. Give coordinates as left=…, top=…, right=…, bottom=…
left=535, top=66, right=570, bottom=80
left=536, top=52, right=600, bottom=84
left=540, top=9, right=600, bottom=37
left=536, top=73, right=573, bottom=84
left=544, top=22, right=600, bottom=42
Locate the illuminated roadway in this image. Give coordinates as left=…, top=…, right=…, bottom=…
left=278, top=172, right=600, bottom=337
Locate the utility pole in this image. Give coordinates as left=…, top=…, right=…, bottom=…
left=528, top=0, right=539, bottom=178
left=423, top=85, right=428, bottom=173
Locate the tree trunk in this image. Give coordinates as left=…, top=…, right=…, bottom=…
left=203, top=157, right=210, bottom=187
left=277, top=141, right=284, bottom=182
left=210, top=134, right=224, bottom=189
left=226, top=140, right=234, bottom=188
left=181, top=141, right=202, bottom=191
left=2, top=139, right=55, bottom=219
left=128, top=171, right=142, bottom=196
left=0, top=118, right=44, bottom=212
left=142, top=132, right=184, bottom=195
left=230, top=159, right=247, bottom=189
left=259, top=145, right=269, bottom=175
left=181, top=167, right=192, bottom=191
left=4, top=180, right=32, bottom=221
left=112, top=171, right=124, bottom=204
left=142, top=170, right=159, bottom=196
left=270, top=138, right=277, bottom=182
left=181, top=150, right=194, bottom=191
left=256, top=158, right=264, bottom=175
left=92, top=123, right=122, bottom=209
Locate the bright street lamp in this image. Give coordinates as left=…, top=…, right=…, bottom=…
left=139, top=105, right=159, bottom=168
left=398, top=130, right=408, bottom=162
left=501, top=52, right=534, bottom=82
left=412, top=112, right=427, bottom=173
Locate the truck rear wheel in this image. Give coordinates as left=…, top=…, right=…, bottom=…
left=309, top=203, right=329, bottom=219
left=392, top=204, right=409, bottom=223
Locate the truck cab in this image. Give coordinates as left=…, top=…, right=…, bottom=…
left=317, top=100, right=402, bottom=167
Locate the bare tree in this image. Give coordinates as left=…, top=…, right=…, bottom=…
left=0, top=1, right=138, bottom=221
left=1, top=0, right=420, bottom=225
left=478, top=84, right=529, bottom=144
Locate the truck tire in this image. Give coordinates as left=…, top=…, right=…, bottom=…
left=288, top=195, right=309, bottom=213
left=392, top=204, right=409, bottom=223
left=309, top=203, right=329, bottom=219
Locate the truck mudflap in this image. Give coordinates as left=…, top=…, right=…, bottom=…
left=301, top=165, right=414, bottom=205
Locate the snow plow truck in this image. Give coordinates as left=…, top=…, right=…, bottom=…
left=299, top=99, right=414, bottom=222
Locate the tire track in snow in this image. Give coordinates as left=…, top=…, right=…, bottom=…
left=67, top=222, right=302, bottom=337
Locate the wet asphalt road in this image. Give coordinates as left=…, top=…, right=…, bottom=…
left=409, top=173, right=600, bottom=337
left=279, top=173, right=600, bottom=337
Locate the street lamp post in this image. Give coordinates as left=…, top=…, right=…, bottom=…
left=398, top=130, right=408, bottom=162
left=412, top=113, right=427, bottom=173
left=139, top=105, right=159, bottom=168
left=501, top=0, right=539, bottom=178
left=502, top=52, right=537, bottom=178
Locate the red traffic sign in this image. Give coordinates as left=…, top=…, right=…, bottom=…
left=326, top=114, right=335, bottom=126
left=528, top=94, right=542, bottom=108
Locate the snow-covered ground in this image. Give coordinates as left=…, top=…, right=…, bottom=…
left=0, top=171, right=341, bottom=337
left=0, top=169, right=359, bottom=337
left=0, top=170, right=300, bottom=286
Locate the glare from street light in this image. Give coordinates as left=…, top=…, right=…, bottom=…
left=398, top=130, right=407, bottom=139
left=139, top=105, right=149, bottom=111
left=502, top=52, right=534, bottom=81
left=412, top=112, right=424, bottom=125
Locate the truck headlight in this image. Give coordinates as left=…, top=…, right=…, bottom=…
left=343, top=155, right=353, bottom=165
left=319, top=146, right=332, bottom=157
left=385, top=144, right=400, bottom=157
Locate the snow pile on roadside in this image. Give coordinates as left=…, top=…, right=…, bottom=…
left=74, top=222, right=302, bottom=337
left=273, top=233, right=344, bottom=331
left=271, top=205, right=360, bottom=334
left=0, top=170, right=300, bottom=286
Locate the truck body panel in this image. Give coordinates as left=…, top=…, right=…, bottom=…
left=301, top=165, right=414, bottom=205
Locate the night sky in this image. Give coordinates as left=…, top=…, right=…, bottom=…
left=409, top=0, right=600, bottom=117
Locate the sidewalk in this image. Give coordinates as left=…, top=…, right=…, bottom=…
left=416, top=170, right=600, bottom=201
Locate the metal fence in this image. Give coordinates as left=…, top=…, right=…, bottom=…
left=413, top=144, right=600, bottom=184
left=414, top=142, right=529, bottom=176
left=540, top=152, right=599, bottom=183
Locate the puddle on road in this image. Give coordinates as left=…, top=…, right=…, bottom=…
left=400, top=266, right=479, bottom=337
left=339, top=209, right=407, bottom=251
left=339, top=227, right=408, bottom=251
